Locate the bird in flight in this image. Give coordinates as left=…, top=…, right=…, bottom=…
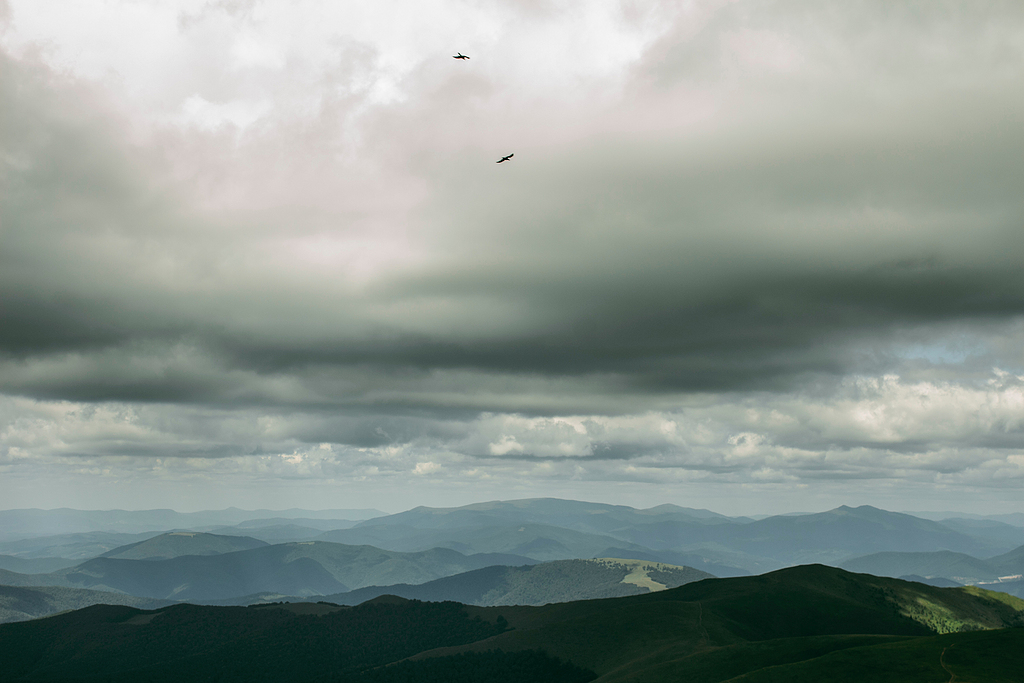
left=453, top=52, right=469, bottom=60
left=496, top=153, right=514, bottom=163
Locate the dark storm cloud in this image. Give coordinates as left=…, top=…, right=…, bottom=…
left=5, top=56, right=1023, bottom=409
left=3, top=0, right=1024, bottom=512
left=3, top=0, right=1024, bottom=415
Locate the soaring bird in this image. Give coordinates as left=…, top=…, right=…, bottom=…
left=496, top=153, right=514, bottom=163
left=453, top=52, right=469, bottom=60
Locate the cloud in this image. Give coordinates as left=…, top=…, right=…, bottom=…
left=1, top=1, right=1023, bottom=509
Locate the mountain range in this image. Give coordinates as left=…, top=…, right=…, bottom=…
left=840, top=544, right=1024, bottom=596
left=1, top=538, right=537, bottom=602
left=0, top=507, right=385, bottom=541
left=314, top=501, right=1024, bottom=573
left=2, top=499, right=1024, bottom=615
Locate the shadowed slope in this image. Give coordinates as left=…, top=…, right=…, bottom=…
left=0, top=585, right=171, bottom=624
left=1, top=565, right=1021, bottom=682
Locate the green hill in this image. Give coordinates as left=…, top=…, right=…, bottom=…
left=1, top=565, right=1021, bottom=682
left=99, top=532, right=269, bottom=560
left=327, top=558, right=713, bottom=606
left=425, top=565, right=1024, bottom=682
left=980, top=578, right=1024, bottom=599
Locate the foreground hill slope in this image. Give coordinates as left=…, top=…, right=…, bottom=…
left=422, top=565, right=1024, bottom=683
left=327, top=558, right=714, bottom=606
left=1, top=565, right=1021, bottom=682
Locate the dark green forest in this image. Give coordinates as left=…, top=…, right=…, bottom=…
left=2, top=566, right=1023, bottom=683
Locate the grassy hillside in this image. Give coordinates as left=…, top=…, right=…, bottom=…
left=427, top=565, right=1024, bottom=681
left=978, top=578, right=1024, bottom=599
left=327, top=558, right=713, bottom=606
left=0, top=599, right=517, bottom=682
left=597, top=546, right=762, bottom=577
left=0, top=565, right=1021, bottom=682
left=714, top=628, right=1024, bottom=683
left=0, top=585, right=171, bottom=624
left=99, top=532, right=269, bottom=560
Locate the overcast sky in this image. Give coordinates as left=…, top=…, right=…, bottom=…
left=1, top=0, right=1023, bottom=515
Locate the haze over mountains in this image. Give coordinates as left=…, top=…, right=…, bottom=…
left=0, top=508, right=385, bottom=542
left=1, top=498, right=1023, bottom=621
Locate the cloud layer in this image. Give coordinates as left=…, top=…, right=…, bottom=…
left=2, top=0, right=1023, bottom=512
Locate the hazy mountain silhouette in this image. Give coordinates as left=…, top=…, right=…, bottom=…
left=318, top=522, right=652, bottom=561
left=0, top=555, right=79, bottom=574
left=99, top=532, right=268, bottom=560
left=7, top=541, right=538, bottom=601
left=0, top=585, right=171, bottom=624
left=0, top=507, right=385, bottom=540
left=841, top=550, right=1001, bottom=584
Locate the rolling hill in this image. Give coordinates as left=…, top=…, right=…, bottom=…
left=0, top=531, right=166, bottom=561
left=0, top=507, right=386, bottom=541
left=0, top=565, right=1021, bottom=682
left=317, top=522, right=652, bottom=562
left=327, top=501, right=1010, bottom=573
left=0, top=585, right=171, bottom=624
left=3, top=502, right=1017, bottom=580
left=427, top=565, right=1024, bottom=682
left=840, top=550, right=1001, bottom=584
left=986, top=543, right=1024, bottom=576
left=98, top=532, right=268, bottom=560
left=353, top=498, right=740, bottom=535
left=0, top=554, right=79, bottom=574
left=10, top=541, right=539, bottom=601
left=325, top=558, right=713, bottom=606
left=837, top=542, right=1024, bottom=594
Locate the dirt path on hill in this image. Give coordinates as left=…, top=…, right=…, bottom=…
left=939, top=644, right=957, bottom=683
left=696, top=601, right=709, bottom=645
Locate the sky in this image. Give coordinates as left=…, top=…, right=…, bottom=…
left=1, top=0, right=1023, bottom=515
